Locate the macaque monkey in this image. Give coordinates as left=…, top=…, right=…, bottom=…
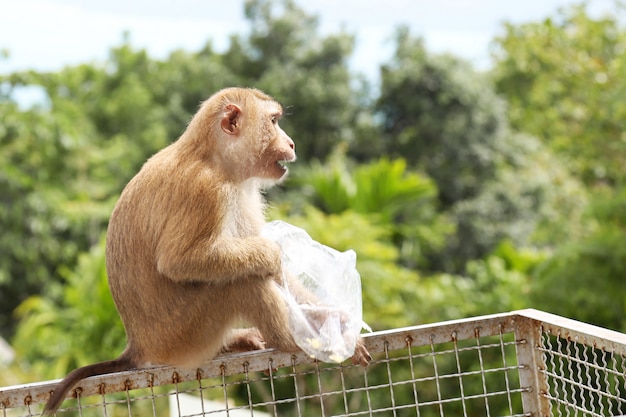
left=43, top=87, right=371, bottom=415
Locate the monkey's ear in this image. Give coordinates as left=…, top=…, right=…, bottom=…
left=221, top=104, right=242, bottom=135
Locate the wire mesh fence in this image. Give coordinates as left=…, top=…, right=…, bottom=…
left=2, top=309, right=626, bottom=416
left=537, top=323, right=626, bottom=416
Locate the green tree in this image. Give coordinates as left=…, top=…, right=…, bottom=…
left=492, top=3, right=626, bottom=185
left=0, top=94, right=107, bottom=337
left=0, top=44, right=169, bottom=338
left=531, top=187, right=626, bottom=332
left=375, top=27, right=509, bottom=207
left=13, top=239, right=125, bottom=378
left=443, top=133, right=588, bottom=270
left=372, top=27, right=587, bottom=271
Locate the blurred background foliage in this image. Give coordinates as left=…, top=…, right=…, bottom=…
left=1, top=0, right=626, bottom=415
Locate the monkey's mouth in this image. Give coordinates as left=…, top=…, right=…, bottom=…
left=276, top=157, right=296, bottom=172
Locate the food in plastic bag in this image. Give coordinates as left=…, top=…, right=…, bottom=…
left=261, top=220, right=369, bottom=363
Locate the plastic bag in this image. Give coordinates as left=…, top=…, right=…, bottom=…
left=261, top=220, right=368, bottom=363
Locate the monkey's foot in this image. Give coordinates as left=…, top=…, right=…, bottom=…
left=220, top=328, right=266, bottom=353
left=351, top=338, right=372, bottom=367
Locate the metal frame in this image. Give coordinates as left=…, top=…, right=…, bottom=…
left=2, top=309, right=626, bottom=416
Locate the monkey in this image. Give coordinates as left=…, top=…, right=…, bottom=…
left=42, top=87, right=371, bottom=415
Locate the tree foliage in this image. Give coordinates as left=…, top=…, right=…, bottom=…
left=372, top=27, right=587, bottom=272
left=0, top=96, right=110, bottom=336
left=376, top=27, right=509, bottom=207
left=13, top=240, right=125, bottom=379
left=288, top=151, right=453, bottom=268
left=492, top=4, right=626, bottom=185
left=531, top=188, right=626, bottom=332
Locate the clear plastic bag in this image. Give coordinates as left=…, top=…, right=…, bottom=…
left=262, top=220, right=368, bottom=363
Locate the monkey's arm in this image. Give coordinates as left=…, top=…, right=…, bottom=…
left=155, top=226, right=281, bottom=284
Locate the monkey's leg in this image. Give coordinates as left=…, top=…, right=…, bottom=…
left=239, top=280, right=300, bottom=352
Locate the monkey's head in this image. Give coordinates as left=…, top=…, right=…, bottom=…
left=193, top=88, right=296, bottom=185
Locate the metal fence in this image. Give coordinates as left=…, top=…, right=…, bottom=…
left=2, top=309, right=626, bottom=417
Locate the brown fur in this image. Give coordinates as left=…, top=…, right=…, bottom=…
left=42, top=87, right=370, bottom=415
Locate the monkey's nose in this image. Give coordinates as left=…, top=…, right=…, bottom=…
left=286, top=137, right=295, bottom=151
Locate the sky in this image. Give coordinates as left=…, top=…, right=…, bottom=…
left=0, top=0, right=618, bottom=82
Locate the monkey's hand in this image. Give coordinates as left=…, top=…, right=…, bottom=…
left=229, top=237, right=283, bottom=280
left=351, top=338, right=372, bottom=367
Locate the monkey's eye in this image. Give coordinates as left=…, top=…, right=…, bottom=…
left=271, top=115, right=280, bottom=125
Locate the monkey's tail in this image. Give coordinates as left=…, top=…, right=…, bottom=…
left=42, top=354, right=134, bottom=416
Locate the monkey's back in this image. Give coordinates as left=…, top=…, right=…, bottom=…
left=105, top=143, right=240, bottom=367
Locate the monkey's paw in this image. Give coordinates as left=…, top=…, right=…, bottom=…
left=351, top=338, right=372, bottom=368
left=221, top=328, right=267, bottom=353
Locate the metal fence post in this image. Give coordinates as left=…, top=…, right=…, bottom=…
left=515, top=314, right=551, bottom=417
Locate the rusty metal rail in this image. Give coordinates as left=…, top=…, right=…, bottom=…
left=2, top=309, right=626, bottom=416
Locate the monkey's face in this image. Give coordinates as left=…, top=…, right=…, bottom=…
left=251, top=100, right=296, bottom=182
left=261, top=122, right=296, bottom=182
left=217, top=96, right=296, bottom=184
